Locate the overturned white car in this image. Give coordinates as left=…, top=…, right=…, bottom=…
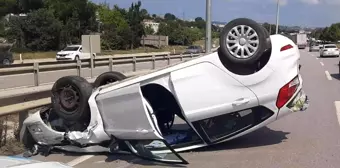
left=20, top=18, right=309, bottom=164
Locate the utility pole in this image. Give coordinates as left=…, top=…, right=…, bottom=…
left=205, top=0, right=212, bottom=53
left=275, top=0, right=280, bottom=34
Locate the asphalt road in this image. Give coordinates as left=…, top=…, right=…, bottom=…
left=0, top=58, right=191, bottom=90
left=24, top=49, right=340, bottom=168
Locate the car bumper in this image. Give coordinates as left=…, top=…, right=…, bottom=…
left=276, top=89, right=309, bottom=119
left=321, top=52, right=339, bottom=56
left=56, top=55, right=73, bottom=60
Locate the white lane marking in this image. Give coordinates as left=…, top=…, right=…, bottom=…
left=334, top=101, right=340, bottom=126
left=67, top=155, right=94, bottom=167
left=320, top=62, right=324, bottom=66
left=325, top=71, right=332, bottom=80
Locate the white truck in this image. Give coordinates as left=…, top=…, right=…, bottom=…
left=291, top=33, right=308, bottom=49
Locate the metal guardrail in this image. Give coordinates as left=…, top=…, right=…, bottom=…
left=0, top=53, right=201, bottom=86
left=0, top=47, right=219, bottom=130
left=0, top=53, right=203, bottom=126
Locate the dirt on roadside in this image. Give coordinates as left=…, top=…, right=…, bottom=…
left=0, top=114, right=25, bottom=155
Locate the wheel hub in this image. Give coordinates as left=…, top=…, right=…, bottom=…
left=239, top=38, right=247, bottom=46
left=225, top=25, right=260, bottom=59
left=60, top=86, right=79, bottom=110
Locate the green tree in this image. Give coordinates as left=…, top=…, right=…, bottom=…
left=0, top=0, right=18, bottom=17
left=164, top=13, right=176, bottom=21
left=22, top=8, right=62, bottom=51
left=124, top=1, right=148, bottom=49
left=320, top=27, right=330, bottom=41
left=326, top=23, right=340, bottom=42
left=144, top=25, right=154, bottom=35
left=97, top=3, right=131, bottom=50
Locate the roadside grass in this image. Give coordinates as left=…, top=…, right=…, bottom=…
left=13, top=39, right=219, bottom=60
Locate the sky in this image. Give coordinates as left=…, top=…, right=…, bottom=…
left=91, top=0, right=340, bottom=27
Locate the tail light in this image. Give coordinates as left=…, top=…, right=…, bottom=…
left=280, top=44, right=293, bottom=52
left=276, top=75, right=300, bottom=109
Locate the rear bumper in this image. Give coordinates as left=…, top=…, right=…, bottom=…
left=276, top=89, right=309, bottom=119
left=286, top=89, right=309, bottom=112
left=321, top=51, right=339, bottom=56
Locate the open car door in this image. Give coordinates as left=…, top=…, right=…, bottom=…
left=96, top=83, right=188, bottom=164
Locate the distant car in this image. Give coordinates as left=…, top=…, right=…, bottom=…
left=183, top=45, right=203, bottom=54
left=21, top=18, right=309, bottom=165
left=56, top=45, right=96, bottom=61
left=309, top=43, right=320, bottom=52
left=0, top=43, right=14, bottom=66
left=319, top=44, right=339, bottom=57
left=0, top=155, right=72, bottom=168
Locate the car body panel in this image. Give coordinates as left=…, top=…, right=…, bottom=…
left=96, top=82, right=162, bottom=140
left=170, top=61, right=259, bottom=122
left=309, top=45, right=320, bottom=51
left=320, top=44, right=339, bottom=57
left=21, top=110, right=64, bottom=146
left=21, top=34, right=310, bottom=164
left=56, top=45, right=96, bottom=61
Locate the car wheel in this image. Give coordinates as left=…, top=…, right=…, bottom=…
left=51, top=76, right=93, bottom=121
left=2, top=58, right=10, bottom=65
left=219, top=18, right=268, bottom=65
left=93, top=71, right=127, bottom=88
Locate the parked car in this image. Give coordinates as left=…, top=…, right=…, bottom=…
left=56, top=45, right=96, bottom=61
left=20, top=18, right=309, bottom=165
left=319, top=44, right=339, bottom=57
left=0, top=155, right=72, bottom=167
left=183, top=45, right=203, bottom=54
left=0, top=43, right=14, bottom=66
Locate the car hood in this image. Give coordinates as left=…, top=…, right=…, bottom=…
left=57, top=51, right=76, bottom=55
left=0, top=156, right=72, bottom=168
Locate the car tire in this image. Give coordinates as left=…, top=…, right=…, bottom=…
left=51, top=76, right=93, bottom=121
left=219, top=18, right=268, bottom=65
left=2, top=58, right=10, bottom=65
left=93, top=71, right=127, bottom=88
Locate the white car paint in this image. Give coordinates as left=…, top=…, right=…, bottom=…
left=320, top=44, right=339, bottom=57
left=78, top=34, right=303, bottom=142
left=21, top=34, right=309, bottom=164
left=56, top=45, right=96, bottom=61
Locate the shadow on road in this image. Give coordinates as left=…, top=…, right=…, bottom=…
left=330, top=73, right=340, bottom=81
left=191, top=126, right=290, bottom=152
left=104, top=153, right=186, bottom=167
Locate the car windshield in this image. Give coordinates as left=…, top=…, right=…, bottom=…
left=63, top=46, right=79, bottom=51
